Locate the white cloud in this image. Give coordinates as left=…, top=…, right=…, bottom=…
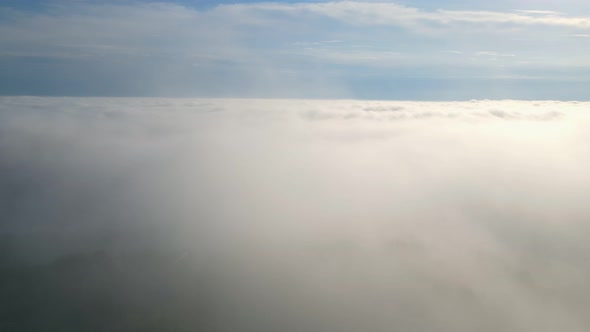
left=2, top=97, right=590, bottom=330
left=515, top=10, right=564, bottom=16
left=220, top=1, right=590, bottom=31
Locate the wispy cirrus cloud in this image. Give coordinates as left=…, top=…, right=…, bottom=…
left=220, top=1, right=590, bottom=30
left=4, top=1, right=590, bottom=62
left=515, top=10, right=564, bottom=15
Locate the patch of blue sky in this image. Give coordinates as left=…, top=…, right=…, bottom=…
left=2, top=0, right=590, bottom=99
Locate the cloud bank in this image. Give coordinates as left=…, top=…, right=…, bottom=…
left=2, top=97, right=590, bottom=331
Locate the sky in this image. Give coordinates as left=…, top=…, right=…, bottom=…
left=2, top=0, right=590, bottom=99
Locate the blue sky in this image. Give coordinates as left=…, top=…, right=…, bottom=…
left=2, top=0, right=590, bottom=99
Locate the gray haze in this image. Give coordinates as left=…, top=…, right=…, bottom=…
left=2, top=97, right=590, bottom=331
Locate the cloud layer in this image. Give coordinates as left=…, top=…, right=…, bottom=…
left=2, top=97, right=590, bottom=331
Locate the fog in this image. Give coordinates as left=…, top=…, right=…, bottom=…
left=2, top=97, right=590, bottom=331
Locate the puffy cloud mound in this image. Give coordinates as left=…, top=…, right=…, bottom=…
left=2, top=97, right=590, bottom=331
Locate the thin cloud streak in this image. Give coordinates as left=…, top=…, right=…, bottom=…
left=221, top=1, right=590, bottom=30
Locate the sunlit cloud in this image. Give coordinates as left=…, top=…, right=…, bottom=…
left=2, top=97, right=590, bottom=331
